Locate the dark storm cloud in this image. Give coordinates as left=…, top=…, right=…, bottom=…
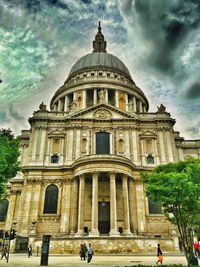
left=124, top=0, right=200, bottom=72
left=185, top=82, right=200, bottom=99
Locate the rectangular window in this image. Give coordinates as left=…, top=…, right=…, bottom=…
left=96, top=132, right=110, bottom=154
left=148, top=198, right=162, bottom=214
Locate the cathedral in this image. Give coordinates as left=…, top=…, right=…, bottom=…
left=0, top=23, right=200, bottom=253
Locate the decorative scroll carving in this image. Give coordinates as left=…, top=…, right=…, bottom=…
left=38, top=216, right=60, bottom=222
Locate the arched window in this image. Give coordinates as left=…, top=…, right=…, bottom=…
left=147, top=153, right=154, bottom=164
left=96, top=132, right=110, bottom=154
left=0, top=199, right=9, bottom=222
left=44, top=184, right=58, bottom=214
left=51, top=154, right=59, bottom=163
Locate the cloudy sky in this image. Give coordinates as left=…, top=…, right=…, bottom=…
left=0, top=0, right=200, bottom=139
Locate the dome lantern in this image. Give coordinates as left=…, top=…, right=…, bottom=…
left=93, top=21, right=107, bottom=53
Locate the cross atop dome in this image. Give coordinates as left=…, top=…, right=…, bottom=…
left=93, top=21, right=107, bottom=53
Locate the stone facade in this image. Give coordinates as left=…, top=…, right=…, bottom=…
left=1, top=24, right=200, bottom=254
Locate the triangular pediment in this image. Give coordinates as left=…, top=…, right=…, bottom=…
left=48, top=129, right=65, bottom=138
left=66, top=103, right=137, bottom=120
left=140, top=130, right=157, bottom=139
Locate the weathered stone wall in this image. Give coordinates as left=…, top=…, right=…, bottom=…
left=31, top=237, right=178, bottom=254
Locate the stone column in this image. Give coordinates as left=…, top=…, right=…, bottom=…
left=122, top=175, right=132, bottom=235
left=128, top=179, right=137, bottom=234
left=94, top=89, right=97, bottom=105
left=139, top=100, right=143, bottom=113
left=115, top=91, right=119, bottom=108
left=89, top=173, right=99, bottom=236
left=64, top=95, right=69, bottom=111
left=133, top=96, right=137, bottom=112
left=5, top=190, right=17, bottom=230
left=58, top=99, right=62, bottom=111
left=105, top=89, right=108, bottom=103
left=109, top=173, right=120, bottom=236
left=125, top=93, right=128, bottom=111
left=70, top=178, right=78, bottom=236
left=82, top=90, right=86, bottom=109
left=75, top=175, right=85, bottom=236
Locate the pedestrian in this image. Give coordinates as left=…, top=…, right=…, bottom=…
left=1, top=246, right=8, bottom=260
left=87, top=243, right=93, bottom=263
left=194, top=242, right=199, bottom=257
left=80, top=243, right=86, bottom=260
left=156, top=244, right=163, bottom=264
left=27, top=244, right=32, bottom=258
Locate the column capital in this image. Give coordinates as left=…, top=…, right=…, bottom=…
left=92, top=172, right=99, bottom=179
left=110, top=172, right=116, bottom=180
left=79, top=174, right=85, bottom=181
left=122, top=174, right=128, bottom=181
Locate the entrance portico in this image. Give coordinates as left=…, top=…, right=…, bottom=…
left=74, top=171, right=132, bottom=237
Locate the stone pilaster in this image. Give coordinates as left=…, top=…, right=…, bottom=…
left=158, top=129, right=166, bottom=164
left=5, top=191, right=17, bottom=230
left=21, top=181, right=33, bottom=236
left=70, top=178, right=78, bottom=236
left=135, top=181, right=146, bottom=234
left=122, top=175, right=132, bottom=235
left=60, top=180, right=71, bottom=234
left=89, top=173, right=99, bottom=237
left=109, top=173, right=120, bottom=236
left=75, top=175, right=85, bottom=236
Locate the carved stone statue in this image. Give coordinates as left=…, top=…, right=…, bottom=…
left=70, top=100, right=77, bottom=111
left=157, top=104, right=166, bottom=112
left=39, top=102, right=46, bottom=111
left=128, top=99, right=134, bottom=112
left=98, top=89, right=106, bottom=103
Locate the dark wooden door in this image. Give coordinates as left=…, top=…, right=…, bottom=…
left=98, top=202, right=110, bottom=234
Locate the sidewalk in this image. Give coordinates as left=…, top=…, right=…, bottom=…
left=0, top=254, right=188, bottom=267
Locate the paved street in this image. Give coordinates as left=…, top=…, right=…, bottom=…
left=0, top=254, right=187, bottom=267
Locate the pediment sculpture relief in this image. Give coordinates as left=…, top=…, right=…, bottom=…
left=93, top=108, right=112, bottom=119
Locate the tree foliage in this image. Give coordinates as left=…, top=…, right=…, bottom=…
left=142, top=159, right=200, bottom=265
left=0, top=129, right=21, bottom=196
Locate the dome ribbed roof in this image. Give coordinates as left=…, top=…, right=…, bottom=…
left=67, top=52, right=132, bottom=81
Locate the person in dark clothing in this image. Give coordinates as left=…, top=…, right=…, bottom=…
left=80, top=243, right=86, bottom=260
left=27, top=244, right=32, bottom=258
left=156, top=244, right=163, bottom=264
left=1, top=247, right=8, bottom=260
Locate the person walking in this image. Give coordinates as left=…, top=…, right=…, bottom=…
left=156, top=244, right=163, bottom=264
left=87, top=243, right=93, bottom=263
left=1, top=246, right=8, bottom=260
left=27, top=244, right=32, bottom=258
left=80, top=243, right=86, bottom=260
left=194, top=242, right=199, bottom=257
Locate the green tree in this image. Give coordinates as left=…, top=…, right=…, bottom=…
left=142, top=159, right=200, bottom=265
left=0, top=129, right=21, bottom=196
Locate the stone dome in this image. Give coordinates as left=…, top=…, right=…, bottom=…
left=67, top=52, right=132, bottom=81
